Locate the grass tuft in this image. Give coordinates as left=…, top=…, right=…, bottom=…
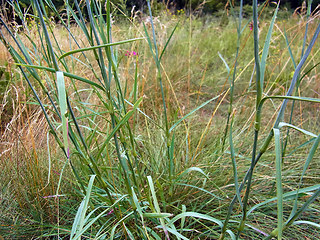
left=0, top=0, right=319, bottom=239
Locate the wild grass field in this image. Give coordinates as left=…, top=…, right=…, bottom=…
left=0, top=0, right=320, bottom=239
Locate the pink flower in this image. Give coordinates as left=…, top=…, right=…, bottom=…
left=107, top=209, right=114, bottom=215
left=53, top=170, right=60, bottom=175
left=249, top=20, right=259, bottom=31
left=125, top=51, right=137, bottom=57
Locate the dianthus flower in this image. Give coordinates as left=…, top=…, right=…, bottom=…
left=125, top=50, right=137, bottom=57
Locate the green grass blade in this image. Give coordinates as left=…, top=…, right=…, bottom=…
left=286, top=137, right=317, bottom=157
left=132, top=187, right=144, bottom=220
left=95, top=97, right=143, bottom=159
left=33, top=0, right=59, bottom=71
left=229, top=117, right=242, bottom=208
left=283, top=28, right=297, bottom=68
left=110, top=212, right=134, bottom=240
left=123, top=223, right=135, bottom=240
left=168, top=211, right=223, bottom=228
left=218, top=52, right=230, bottom=73
left=299, top=135, right=320, bottom=183
left=59, top=38, right=143, bottom=60
left=70, top=200, right=85, bottom=238
left=253, top=0, right=261, bottom=105
left=267, top=187, right=320, bottom=239
left=45, top=132, right=52, bottom=189
left=147, top=176, right=169, bottom=240
left=143, top=23, right=157, bottom=64
left=300, top=0, right=313, bottom=57
left=145, top=0, right=169, bottom=141
left=146, top=0, right=159, bottom=59
left=145, top=227, right=162, bottom=240
left=67, top=97, right=89, bottom=151
left=174, top=167, right=208, bottom=182
left=56, top=71, right=69, bottom=157
left=274, top=23, right=320, bottom=128
left=165, top=227, right=188, bottom=240
left=226, top=230, right=236, bottom=240
left=169, top=133, right=175, bottom=184
left=159, top=21, right=179, bottom=61
left=292, top=221, right=320, bottom=229
left=143, top=213, right=173, bottom=218
left=169, top=95, right=220, bottom=133
left=84, top=0, right=109, bottom=90
left=286, top=187, right=320, bottom=227
left=16, top=63, right=105, bottom=90
left=273, top=128, right=283, bottom=240
left=263, top=95, right=320, bottom=103
left=289, top=134, right=320, bottom=219
left=260, top=2, right=279, bottom=88
left=71, top=175, right=96, bottom=239
left=278, top=122, right=317, bottom=138
left=247, top=184, right=320, bottom=216
left=73, top=196, right=127, bottom=239
left=180, top=205, right=187, bottom=230
left=257, top=96, right=320, bottom=125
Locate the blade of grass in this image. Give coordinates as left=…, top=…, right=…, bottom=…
left=16, top=63, right=105, bottom=90
left=159, top=21, right=179, bottom=61
left=58, top=38, right=144, bottom=60
left=56, top=71, right=69, bottom=158
left=289, top=134, right=320, bottom=219
left=273, top=128, right=283, bottom=240
left=147, top=176, right=170, bottom=240
left=71, top=175, right=96, bottom=239
left=169, top=95, right=220, bottom=133
left=266, top=187, right=320, bottom=240
left=247, top=184, right=320, bottom=216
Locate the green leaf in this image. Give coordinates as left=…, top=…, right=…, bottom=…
left=168, top=212, right=223, bottom=228
left=56, top=71, right=69, bottom=157
left=293, top=221, right=320, bottom=229
left=143, top=213, right=173, bottom=218
left=58, top=38, right=144, bottom=60
left=169, top=95, right=220, bottom=133
left=159, top=21, right=179, bottom=61
left=147, top=176, right=170, bottom=240
left=278, top=122, right=317, bottom=137
left=16, top=63, right=105, bottom=90
left=229, top=118, right=242, bottom=207
left=218, top=52, right=230, bottom=73
left=226, top=229, right=236, bottom=240
left=71, top=175, right=96, bottom=240
left=289, top=134, right=320, bottom=219
left=110, top=212, right=134, bottom=240
left=247, top=184, right=320, bottom=216
left=95, top=97, right=143, bottom=159
left=273, top=128, right=283, bottom=239
left=260, top=2, right=279, bottom=88
left=173, top=167, right=209, bottom=184
left=165, top=227, right=188, bottom=240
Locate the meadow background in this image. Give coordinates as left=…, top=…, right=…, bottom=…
left=0, top=0, right=319, bottom=239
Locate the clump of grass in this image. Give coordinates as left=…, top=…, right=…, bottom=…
left=0, top=0, right=320, bottom=239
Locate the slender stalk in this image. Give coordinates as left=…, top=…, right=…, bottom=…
left=145, top=0, right=172, bottom=185
left=282, top=0, right=313, bottom=159
left=222, top=0, right=243, bottom=152
left=235, top=0, right=261, bottom=237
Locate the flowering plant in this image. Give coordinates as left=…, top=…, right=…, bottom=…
left=125, top=50, right=137, bottom=57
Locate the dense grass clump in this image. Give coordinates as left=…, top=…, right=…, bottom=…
left=0, top=0, right=319, bottom=239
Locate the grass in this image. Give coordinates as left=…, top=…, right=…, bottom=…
left=0, top=0, right=320, bottom=239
